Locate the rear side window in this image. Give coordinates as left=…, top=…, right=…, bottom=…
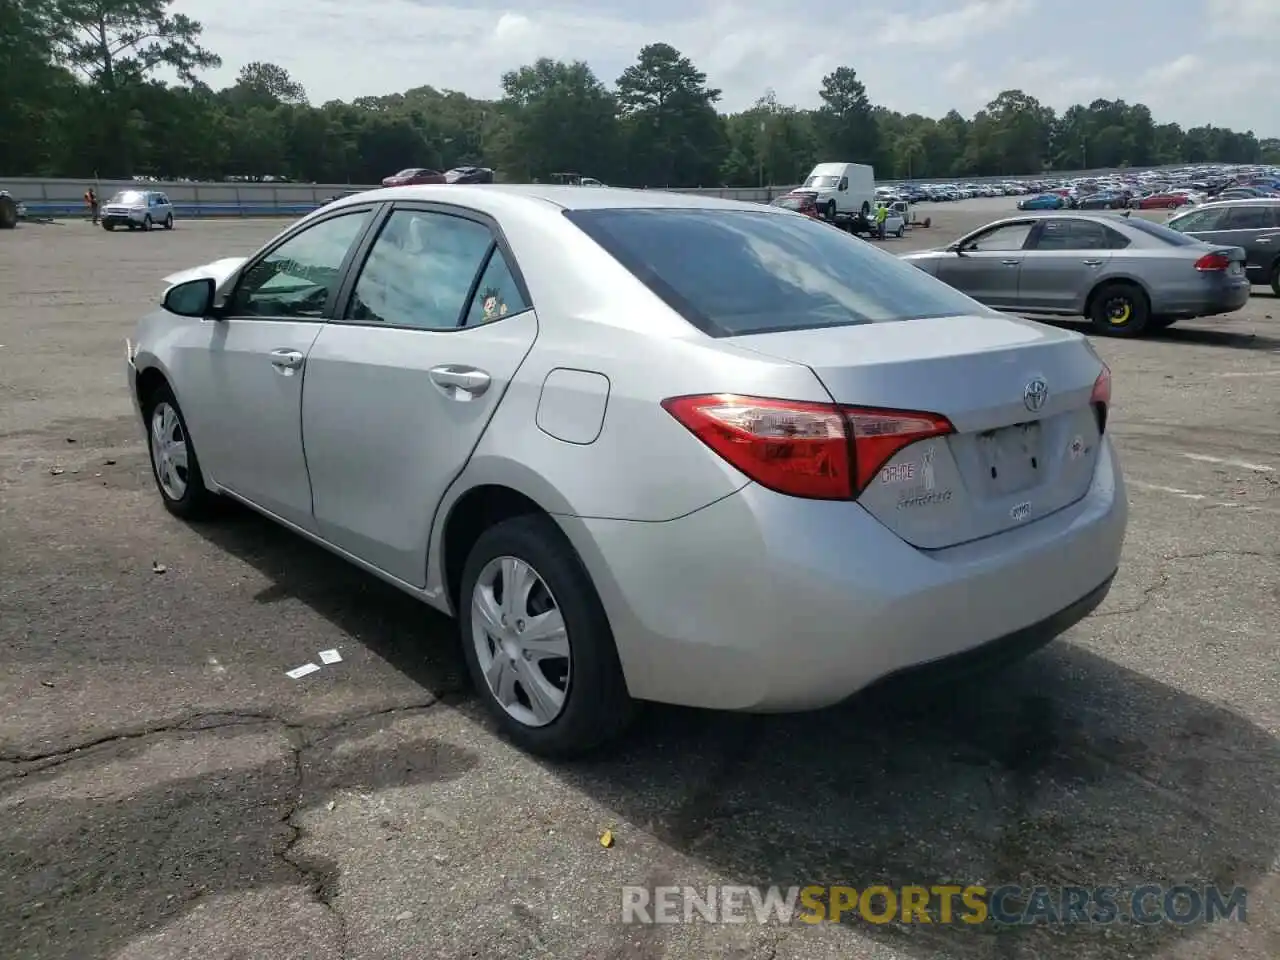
left=1122, top=217, right=1200, bottom=246
left=563, top=208, right=987, bottom=337
left=1224, top=205, right=1275, bottom=229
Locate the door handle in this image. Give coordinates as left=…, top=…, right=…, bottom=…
left=430, top=364, right=491, bottom=398
left=1082, top=259, right=1103, bottom=266
left=269, top=348, right=304, bottom=370
left=1257, top=237, right=1274, bottom=244
left=1001, top=259, right=1020, bottom=266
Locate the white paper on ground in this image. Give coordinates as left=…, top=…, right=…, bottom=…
left=318, top=649, right=343, bottom=665
left=286, top=662, right=321, bottom=679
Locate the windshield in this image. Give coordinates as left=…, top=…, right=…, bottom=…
left=803, top=175, right=839, bottom=189
left=109, top=191, right=145, bottom=204
left=394, top=169, right=422, bottom=178
left=563, top=208, right=989, bottom=337
left=1123, top=217, right=1200, bottom=246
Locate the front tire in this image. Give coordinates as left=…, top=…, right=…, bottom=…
left=143, top=385, right=219, bottom=519
left=142, top=215, right=153, bottom=231
left=1089, top=281, right=1150, bottom=337
left=825, top=200, right=836, bottom=221
left=459, top=514, right=634, bottom=758
left=0, top=195, right=17, bottom=229
left=1270, top=261, right=1280, bottom=297
left=103, top=221, right=114, bottom=231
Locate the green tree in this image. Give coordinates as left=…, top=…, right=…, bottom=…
left=497, top=58, right=618, bottom=183
left=815, top=66, right=879, bottom=165
left=229, top=61, right=308, bottom=108
left=615, top=43, right=726, bottom=186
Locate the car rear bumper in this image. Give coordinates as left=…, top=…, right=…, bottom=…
left=1152, top=277, right=1251, bottom=318
left=561, top=436, right=1127, bottom=712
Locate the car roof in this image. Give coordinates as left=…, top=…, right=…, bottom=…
left=1184, top=197, right=1278, bottom=208
left=326, top=183, right=778, bottom=215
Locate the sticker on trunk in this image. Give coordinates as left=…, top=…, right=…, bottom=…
left=880, top=462, right=917, bottom=484
left=1010, top=501, right=1032, bottom=522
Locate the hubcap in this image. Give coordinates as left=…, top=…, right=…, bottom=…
left=1106, top=297, right=1132, bottom=325
left=150, top=402, right=190, bottom=500
left=470, top=556, right=570, bottom=727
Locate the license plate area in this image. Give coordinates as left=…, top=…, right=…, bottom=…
left=1228, top=261, right=1243, bottom=276
left=976, top=421, right=1043, bottom=495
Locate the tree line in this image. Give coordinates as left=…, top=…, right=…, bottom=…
left=4, top=0, right=1279, bottom=187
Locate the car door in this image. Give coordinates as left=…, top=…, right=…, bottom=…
left=1017, top=218, right=1116, bottom=314
left=934, top=220, right=1035, bottom=308
left=179, top=206, right=378, bottom=529
left=300, top=204, right=539, bottom=586
left=1215, top=204, right=1279, bottom=284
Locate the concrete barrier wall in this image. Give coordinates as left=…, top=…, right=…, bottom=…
left=0, top=163, right=1206, bottom=218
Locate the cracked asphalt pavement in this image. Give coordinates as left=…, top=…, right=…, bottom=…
left=1, top=200, right=1277, bottom=960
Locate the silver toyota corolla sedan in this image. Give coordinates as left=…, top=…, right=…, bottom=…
left=126, top=185, right=1127, bottom=757
left=900, top=212, right=1250, bottom=337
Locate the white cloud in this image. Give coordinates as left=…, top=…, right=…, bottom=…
left=1207, top=0, right=1280, bottom=35
left=877, top=0, right=1035, bottom=48
left=168, top=0, right=1280, bottom=136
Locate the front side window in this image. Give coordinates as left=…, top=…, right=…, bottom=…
left=966, top=222, right=1034, bottom=252
left=345, top=209, right=495, bottom=330
left=229, top=211, right=370, bottom=318
left=564, top=207, right=991, bottom=337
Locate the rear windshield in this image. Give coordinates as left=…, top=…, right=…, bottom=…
left=563, top=208, right=987, bottom=337
left=1122, top=216, right=1199, bottom=246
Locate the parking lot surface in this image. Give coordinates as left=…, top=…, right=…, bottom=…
left=2, top=198, right=1277, bottom=960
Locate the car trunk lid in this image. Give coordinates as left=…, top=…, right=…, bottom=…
left=732, top=313, right=1106, bottom=550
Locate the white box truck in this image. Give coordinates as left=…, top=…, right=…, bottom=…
left=795, top=162, right=876, bottom=222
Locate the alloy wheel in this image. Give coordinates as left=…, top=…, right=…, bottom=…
left=470, top=556, right=571, bottom=727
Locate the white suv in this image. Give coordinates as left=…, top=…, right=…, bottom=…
left=102, top=190, right=174, bottom=231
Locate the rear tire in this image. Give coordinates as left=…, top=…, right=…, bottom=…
left=1089, top=281, right=1150, bottom=337
left=142, top=215, right=153, bottom=231
left=103, top=222, right=114, bottom=231
left=142, top=384, right=219, bottom=520
left=1270, top=262, right=1280, bottom=297
left=459, top=514, right=635, bottom=758
left=825, top=200, right=836, bottom=221
left=0, top=195, right=17, bottom=229
left=895, top=224, right=905, bottom=238
left=164, top=214, right=174, bottom=230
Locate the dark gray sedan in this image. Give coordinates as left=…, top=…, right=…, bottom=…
left=901, top=213, right=1251, bottom=337
left=1165, top=199, right=1280, bottom=295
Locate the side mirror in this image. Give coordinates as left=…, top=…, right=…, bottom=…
left=163, top=277, right=215, bottom=318
left=948, top=241, right=966, bottom=255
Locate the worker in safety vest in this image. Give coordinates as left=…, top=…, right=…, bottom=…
left=874, top=202, right=888, bottom=239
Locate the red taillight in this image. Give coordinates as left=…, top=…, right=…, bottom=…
left=661, top=394, right=954, bottom=500
left=1091, top=364, right=1111, bottom=433
left=1194, top=252, right=1231, bottom=271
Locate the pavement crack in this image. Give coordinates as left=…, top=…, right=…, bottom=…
left=277, top=728, right=351, bottom=960
left=1090, top=548, right=1276, bottom=620
left=0, top=700, right=442, bottom=778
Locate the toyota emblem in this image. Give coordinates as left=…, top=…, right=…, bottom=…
left=1023, top=377, right=1048, bottom=412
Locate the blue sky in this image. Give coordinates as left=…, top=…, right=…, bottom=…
left=177, top=0, right=1279, bottom=137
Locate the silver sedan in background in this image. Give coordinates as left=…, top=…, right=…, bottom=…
left=127, top=186, right=1126, bottom=757
left=901, top=212, right=1250, bottom=337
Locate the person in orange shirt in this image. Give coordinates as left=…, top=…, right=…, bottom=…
left=84, top=188, right=98, bottom=224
